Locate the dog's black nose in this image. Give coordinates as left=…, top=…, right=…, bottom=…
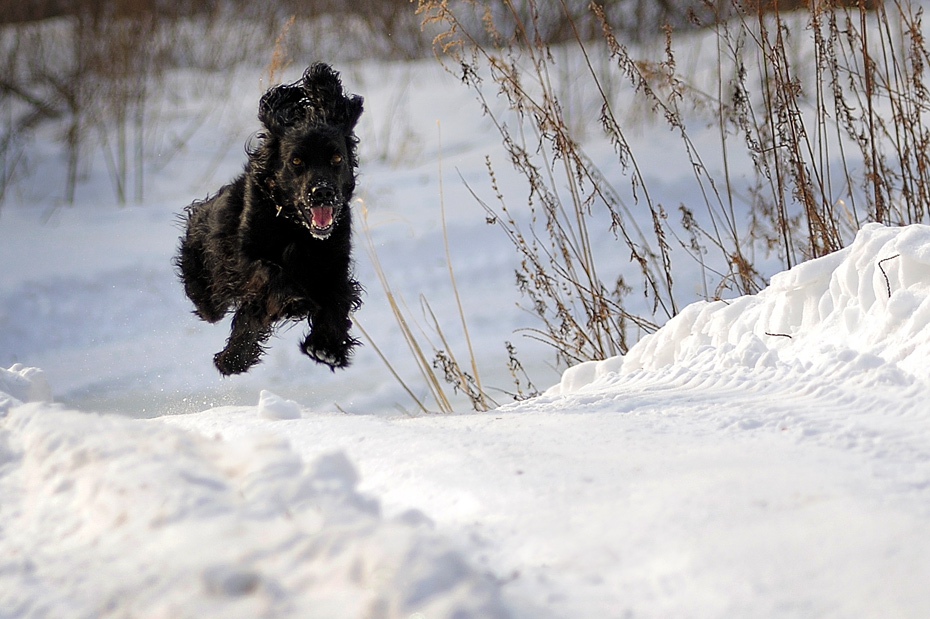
left=311, top=185, right=336, bottom=203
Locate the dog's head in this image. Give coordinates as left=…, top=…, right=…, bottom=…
left=255, top=63, right=363, bottom=240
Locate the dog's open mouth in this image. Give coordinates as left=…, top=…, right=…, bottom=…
left=295, top=204, right=335, bottom=238
left=310, top=205, right=334, bottom=232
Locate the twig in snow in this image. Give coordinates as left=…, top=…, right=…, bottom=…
left=878, top=254, right=901, bottom=298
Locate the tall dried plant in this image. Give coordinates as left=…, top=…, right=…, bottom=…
left=416, top=0, right=930, bottom=372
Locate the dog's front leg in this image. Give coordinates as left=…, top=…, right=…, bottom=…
left=214, top=304, right=273, bottom=376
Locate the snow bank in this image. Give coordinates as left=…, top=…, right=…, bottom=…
left=553, top=223, right=930, bottom=394
left=0, top=381, right=507, bottom=618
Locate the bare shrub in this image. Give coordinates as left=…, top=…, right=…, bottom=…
left=0, top=0, right=434, bottom=205
left=0, top=3, right=280, bottom=204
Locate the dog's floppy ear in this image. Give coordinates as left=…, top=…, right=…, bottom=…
left=301, top=63, right=364, bottom=131
left=340, top=94, right=364, bottom=132
left=258, top=82, right=308, bottom=136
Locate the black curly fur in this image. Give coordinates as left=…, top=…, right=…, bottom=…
left=175, top=63, right=364, bottom=375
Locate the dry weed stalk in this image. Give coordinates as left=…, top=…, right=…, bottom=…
left=262, top=15, right=297, bottom=90
left=357, top=168, right=498, bottom=413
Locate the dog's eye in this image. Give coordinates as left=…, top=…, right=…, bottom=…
left=331, top=154, right=343, bottom=166
left=291, top=157, right=302, bottom=166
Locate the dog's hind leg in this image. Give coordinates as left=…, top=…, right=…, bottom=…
left=176, top=236, right=228, bottom=323
left=214, top=304, right=273, bottom=375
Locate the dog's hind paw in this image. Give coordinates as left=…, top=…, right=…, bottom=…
left=214, top=348, right=261, bottom=376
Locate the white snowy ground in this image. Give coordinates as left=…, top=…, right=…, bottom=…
left=5, top=223, right=930, bottom=617
left=3, top=53, right=930, bottom=617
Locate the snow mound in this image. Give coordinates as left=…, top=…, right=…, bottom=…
left=553, top=223, right=930, bottom=394
left=0, top=402, right=508, bottom=618
left=0, top=364, right=52, bottom=414
left=258, top=389, right=302, bottom=420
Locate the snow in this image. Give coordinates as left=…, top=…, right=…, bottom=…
left=0, top=365, right=51, bottom=413
left=3, top=44, right=930, bottom=619
left=257, top=389, right=302, bottom=420
left=1, top=401, right=507, bottom=618
left=5, top=222, right=930, bottom=617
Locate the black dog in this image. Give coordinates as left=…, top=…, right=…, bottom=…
left=175, top=63, right=363, bottom=375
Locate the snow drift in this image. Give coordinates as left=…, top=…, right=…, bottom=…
left=554, top=222, right=930, bottom=393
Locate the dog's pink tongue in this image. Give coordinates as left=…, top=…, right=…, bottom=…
left=311, top=206, right=333, bottom=229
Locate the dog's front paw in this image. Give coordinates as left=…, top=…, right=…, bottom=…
left=300, top=336, right=357, bottom=371
left=305, top=347, right=348, bottom=370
